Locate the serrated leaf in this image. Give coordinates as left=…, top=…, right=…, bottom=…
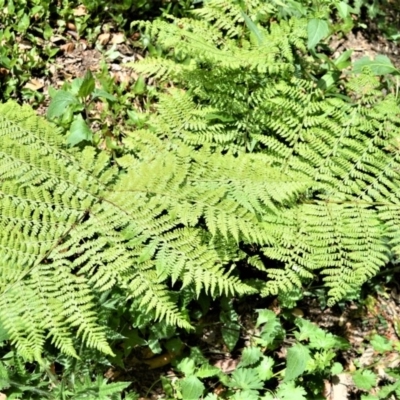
left=353, top=55, right=398, bottom=75
left=66, top=115, right=93, bottom=146
left=256, top=356, right=274, bottom=381
left=229, top=368, right=264, bottom=390
left=180, top=375, right=205, bottom=400
left=239, top=346, right=263, bottom=367
left=196, top=364, right=220, bottom=378
left=307, top=19, right=329, bottom=49
left=177, top=358, right=196, bottom=376
left=284, top=343, right=310, bottom=382
left=256, top=309, right=277, bottom=327
left=47, top=90, right=79, bottom=119
left=370, top=334, right=393, bottom=353
left=353, top=370, right=377, bottom=391
left=277, top=382, right=307, bottom=400
left=78, top=70, right=95, bottom=98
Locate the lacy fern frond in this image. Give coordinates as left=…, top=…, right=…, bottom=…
left=129, top=0, right=400, bottom=305
left=1, top=98, right=307, bottom=359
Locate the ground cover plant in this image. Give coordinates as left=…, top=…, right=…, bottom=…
left=0, top=0, right=400, bottom=399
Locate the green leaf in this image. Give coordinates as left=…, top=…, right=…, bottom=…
left=47, top=90, right=79, bottom=119
left=239, top=346, right=263, bottom=367
left=66, top=115, right=93, bottom=146
left=256, top=309, right=279, bottom=327
left=284, top=343, right=310, bottom=382
left=177, top=358, right=196, bottom=376
left=241, top=11, right=264, bottom=45
left=17, top=13, right=30, bottom=33
left=133, top=76, right=146, bottom=95
left=92, top=89, right=117, bottom=102
left=336, top=1, right=350, bottom=18
left=307, top=19, right=329, bottom=49
left=180, top=375, right=205, bottom=400
left=370, top=334, right=393, bottom=353
left=256, top=310, right=283, bottom=346
left=196, top=364, right=220, bottom=378
left=256, top=356, right=274, bottom=381
left=78, top=70, right=96, bottom=98
left=353, top=55, right=398, bottom=75
left=353, top=370, right=377, bottom=391
left=222, top=321, right=240, bottom=351
left=229, top=368, right=264, bottom=390
left=331, top=362, right=343, bottom=375
left=277, top=382, right=307, bottom=400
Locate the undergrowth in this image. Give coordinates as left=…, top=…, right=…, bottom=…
left=0, top=0, right=400, bottom=399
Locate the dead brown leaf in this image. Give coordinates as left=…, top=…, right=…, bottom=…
left=97, top=33, right=111, bottom=46
left=73, top=5, right=87, bottom=16
left=24, top=79, right=45, bottom=91
left=67, top=22, right=76, bottom=31
left=111, top=33, right=125, bottom=45
left=60, top=43, right=75, bottom=53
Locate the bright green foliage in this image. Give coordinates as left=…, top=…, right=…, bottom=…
left=131, top=0, right=400, bottom=305
left=0, top=101, right=273, bottom=359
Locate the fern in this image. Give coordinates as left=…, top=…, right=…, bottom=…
left=129, top=0, right=400, bottom=305
left=0, top=100, right=308, bottom=359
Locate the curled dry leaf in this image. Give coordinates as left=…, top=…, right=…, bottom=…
left=111, top=33, right=125, bottom=45
left=24, top=79, right=45, bottom=91
left=60, top=43, right=75, bottom=53
left=97, top=33, right=111, bottom=46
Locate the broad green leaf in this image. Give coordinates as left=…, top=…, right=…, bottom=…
left=331, top=362, right=343, bottom=375
left=277, top=382, right=307, bottom=400
left=241, top=11, right=264, bottom=45
left=284, top=343, right=310, bottom=382
left=92, top=88, right=117, bottom=102
left=133, top=76, right=146, bottom=94
left=222, top=321, right=240, bottom=351
left=307, top=19, right=329, bottom=49
left=256, top=356, right=274, bottom=381
left=239, top=346, right=263, bottom=367
left=229, top=368, right=264, bottom=390
left=256, top=309, right=277, bottom=327
left=70, top=78, right=84, bottom=96
left=336, top=1, right=350, bottom=18
left=17, top=13, right=30, bottom=33
left=334, top=49, right=353, bottom=70
left=165, top=338, right=183, bottom=355
left=196, top=364, right=220, bottom=378
left=256, top=310, right=284, bottom=346
left=180, top=375, right=205, bottom=400
left=370, top=334, right=392, bottom=353
left=353, top=55, right=398, bottom=75
left=47, top=90, right=79, bottom=119
left=66, top=115, right=93, bottom=146
left=78, top=70, right=96, bottom=98
left=177, top=357, right=196, bottom=376
left=353, top=370, right=377, bottom=391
